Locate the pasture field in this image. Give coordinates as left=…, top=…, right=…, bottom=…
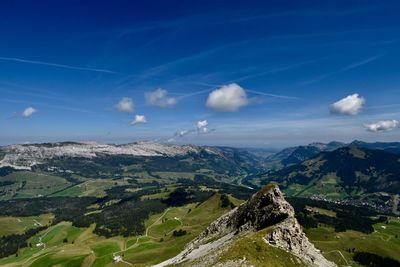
left=152, top=171, right=195, bottom=180
left=139, top=186, right=178, bottom=200
left=52, top=178, right=130, bottom=198
left=309, top=206, right=337, bottom=217
left=0, top=214, right=54, bottom=237
left=282, top=173, right=348, bottom=199
left=0, top=172, right=71, bottom=200
left=0, top=193, right=232, bottom=267
left=305, top=218, right=400, bottom=266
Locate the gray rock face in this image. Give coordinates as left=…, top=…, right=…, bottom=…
left=154, top=185, right=336, bottom=267
left=266, top=217, right=336, bottom=267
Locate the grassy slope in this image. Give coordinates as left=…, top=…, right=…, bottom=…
left=0, top=193, right=233, bottom=267
left=0, top=172, right=71, bottom=200
left=0, top=214, right=54, bottom=236
left=179, top=227, right=307, bottom=267
left=305, top=218, right=400, bottom=266
left=51, top=178, right=130, bottom=198
left=217, top=228, right=307, bottom=267
left=122, top=193, right=232, bottom=266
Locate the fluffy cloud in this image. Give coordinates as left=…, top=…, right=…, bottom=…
left=206, top=83, right=249, bottom=112
left=331, top=93, right=365, bottom=115
left=364, top=120, right=399, bottom=132
left=130, top=115, right=147, bottom=125
left=145, top=88, right=177, bottom=108
left=196, top=120, right=209, bottom=133
left=116, top=97, right=134, bottom=113
left=22, top=107, right=38, bottom=118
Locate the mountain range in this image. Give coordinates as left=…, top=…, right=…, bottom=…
left=265, top=140, right=400, bottom=168
left=258, top=146, right=400, bottom=213
left=0, top=140, right=399, bottom=266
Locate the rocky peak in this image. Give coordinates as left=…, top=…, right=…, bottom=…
left=228, top=184, right=295, bottom=232
left=155, top=184, right=336, bottom=267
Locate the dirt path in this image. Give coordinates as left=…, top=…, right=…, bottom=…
left=146, top=208, right=170, bottom=237
left=9, top=209, right=175, bottom=267
left=7, top=223, right=68, bottom=267
left=325, top=250, right=349, bottom=266
left=110, top=208, right=173, bottom=265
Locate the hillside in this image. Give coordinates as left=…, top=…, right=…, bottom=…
left=349, top=140, right=400, bottom=154
left=0, top=141, right=262, bottom=172
left=266, top=141, right=400, bottom=169
left=155, top=184, right=335, bottom=267
left=260, top=146, right=400, bottom=200
left=0, top=192, right=240, bottom=267
left=266, top=142, right=345, bottom=168
left=0, top=142, right=264, bottom=200
left=0, top=141, right=399, bottom=266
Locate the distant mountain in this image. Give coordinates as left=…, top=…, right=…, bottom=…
left=349, top=140, right=400, bottom=154
left=266, top=141, right=345, bottom=168
left=267, top=140, right=400, bottom=169
left=0, top=141, right=211, bottom=169
left=261, top=146, right=400, bottom=198
left=155, top=184, right=335, bottom=267
left=0, top=141, right=264, bottom=183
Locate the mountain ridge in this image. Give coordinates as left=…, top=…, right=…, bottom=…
left=260, top=146, right=400, bottom=202
left=154, top=184, right=335, bottom=267
left=0, top=141, right=263, bottom=171
left=266, top=140, right=400, bottom=168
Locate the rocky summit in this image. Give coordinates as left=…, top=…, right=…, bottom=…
left=155, top=184, right=336, bottom=267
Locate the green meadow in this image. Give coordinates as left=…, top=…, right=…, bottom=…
left=0, top=193, right=233, bottom=267
left=306, top=218, right=400, bottom=266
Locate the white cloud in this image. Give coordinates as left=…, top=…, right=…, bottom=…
left=197, top=120, right=208, bottom=129
left=364, top=120, right=399, bottom=132
left=22, top=107, right=38, bottom=118
left=130, top=115, right=147, bottom=125
left=197, top=120, right=209, bottom=134
left=116, top=97, right=134, bottom=113
left=331, top=93, right=365, bottom=115
left=206, top=83, right=249, bottom=112
left=145, top=88, right=177, bottom=108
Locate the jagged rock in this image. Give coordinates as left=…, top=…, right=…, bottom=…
left=154, top=185, right=336, bottom=267
left=265, top=217, right=335, bottom=267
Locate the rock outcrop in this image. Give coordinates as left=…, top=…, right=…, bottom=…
left=154, top=184, right=336, bottom=267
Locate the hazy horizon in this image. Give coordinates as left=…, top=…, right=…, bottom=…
left=1, top=136, right=399, bottom=150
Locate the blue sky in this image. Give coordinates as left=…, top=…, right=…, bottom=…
left=1, top=0, right=400, bottom=148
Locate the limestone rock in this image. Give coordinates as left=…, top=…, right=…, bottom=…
left=154, top=184, right=336, bottom=267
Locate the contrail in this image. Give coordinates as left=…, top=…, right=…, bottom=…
left=173, top=86, right=298, bottom=101
left=301, top=53, right=385, bottom=85
left=246, top=90, right=299, bottom=100
left=340, top=54, right=384, bottom=71
left=0, top=56, right=122, bottom=75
